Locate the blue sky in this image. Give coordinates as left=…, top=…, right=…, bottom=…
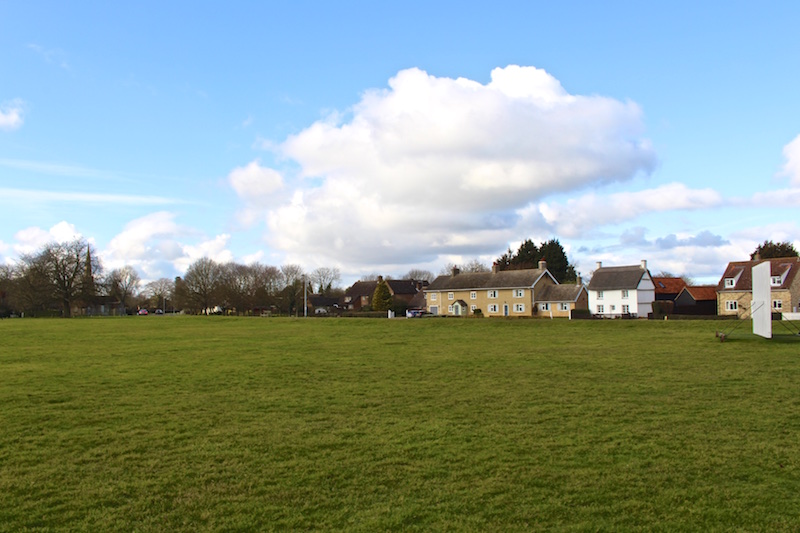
left=2, top=1, right=799, bottom=286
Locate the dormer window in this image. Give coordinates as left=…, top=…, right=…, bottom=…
left=770, top=276, right=782, bottom=287
left=724, top=278, right=735, bottom=288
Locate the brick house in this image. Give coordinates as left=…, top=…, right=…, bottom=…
left=424, top=261, right=557, bottom=317
left=716, top=257, right=800, bottom=317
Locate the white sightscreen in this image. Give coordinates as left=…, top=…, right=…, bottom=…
left=752, top=262, right=772, bottom=339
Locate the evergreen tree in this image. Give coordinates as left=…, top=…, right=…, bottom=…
left=750, top=240, right=799, bottom=259
left=372, top=278, right=393, bottom=312
left=495, top=238, right=576, bottom=282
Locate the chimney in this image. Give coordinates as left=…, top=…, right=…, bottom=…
left=492, top=262, right=499, bottom=274
left=452, top=266, right=460, bottom=276
left=538, top=259, right=547, bottom=271
left=596, top=261, right=602, bottom=270
left=377, top=275, right=383, bottom=282
left=576, top=275, right=582, bottom=286
left=640, top=260, right=647, bottom=270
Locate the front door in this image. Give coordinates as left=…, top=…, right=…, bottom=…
left=503, top=304, right=509, bottom=316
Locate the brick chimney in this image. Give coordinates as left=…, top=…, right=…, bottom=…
left=452, top=266, right=460, bottom=276
left=492, top=262, right=499, bottom=274
left=538, top=259, right=547, bottom=271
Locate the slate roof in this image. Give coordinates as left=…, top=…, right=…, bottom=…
left=426, top=268, right=551, bottom=291
left=587, top=265, right=648, bottom=291
left=717, top=257, right=800, bottom=291
left=536, top=284, right=585, bottom=302
left=344, top=279, right=421, bottom=298
left=652, top=277, right=687, bottom=296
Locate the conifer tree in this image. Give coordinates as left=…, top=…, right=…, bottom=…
left=372, top=278, right=393, bottom=312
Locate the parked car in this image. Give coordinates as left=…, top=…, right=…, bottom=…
left=155, top=309, right=164, bottom=315
left=137, top=309, right=148, bottom=315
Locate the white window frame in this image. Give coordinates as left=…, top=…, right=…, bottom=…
left=488, top=290, right=498, bottom=299
left=597, top=304, right=604, bottom=314
left=447, top=304, right=454, bottom=313
left=771, top=276, right=782, bottom=287
left=430, top=293, right=437, bottom=301
left=470, top=305, right=477, bottom=312
left=725, top=300, right=738, bottom=311
left=773, top=299, right=783, bottom=310
left=560, top=303, right=569, bottom=311
left=514, top=303, right=525, bottom=313
left=470, top=291, right=477, bottom=300
left=610, top=305, right=616, bottom=312
left=514, top=289, right=524, bottom=298
left=622, top=304, right=630, bottom=314
left=539, top=303, right=550, bottom=311
left=724, top=278, right=735, bottom=288
left=621, top=289, right=629, bottom=299
left=448, top=292, right=454, bottom=300
left=488, top=304, right=499, bottom=313
left=597, top=291, right=604, bottom=300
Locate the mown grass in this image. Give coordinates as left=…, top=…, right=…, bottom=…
left=1, top=316, right=799, bottom=531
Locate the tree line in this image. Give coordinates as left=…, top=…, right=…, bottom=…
left=0, top=238, right=342, bottom=318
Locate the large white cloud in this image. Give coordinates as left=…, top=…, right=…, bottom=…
left=101, top=212, right=233, bottom=281
left=0, top=99, right=25, bottom=131
left=13, top=221, right=83, bottom=256
left=237, top=66, right=657, bottom=270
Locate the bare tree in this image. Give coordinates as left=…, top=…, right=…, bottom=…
left=402, top=269, right=435, bottom=283
left=184, top=257, right=223, bottom=313
left=19, top=238, right=101, bottom=317
left=462, top=258, right=490, bottom=273
left=144, top=277, right=174, bottom=310
left=309, top=267, right=341, bottom=294
left=105, top=266, right=141, bottom=313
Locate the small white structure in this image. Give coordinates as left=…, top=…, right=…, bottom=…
left=587, top=260, right=655, bottom=318
left=751, top=262, right=772, bottom=338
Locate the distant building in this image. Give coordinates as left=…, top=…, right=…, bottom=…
left=587, top=261, right=655, bottom=318
left=716, top=257, right=800, bottom=317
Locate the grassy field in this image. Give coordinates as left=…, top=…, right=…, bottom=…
left=1, top=316, right=799, bottom=531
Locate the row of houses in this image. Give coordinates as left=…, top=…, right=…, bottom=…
left=323, top=256, right=800, bottom=319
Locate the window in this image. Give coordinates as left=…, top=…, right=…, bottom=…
left=470, top=305, right=477, bottom=312
left=724, top=278, right=735, bottom=288
left=725, top=300, right=738, bottom=311
left=470, top=291, right=477, bottom=300
left=447, top=304, right=454, bottom=313
left=560, top=303, right=570, bottom=311
left=597, top=305, right=604, bottom=313
left=488, top=304, right=499, bottom=313
left=488, top=290, right=498, bottom=299
left=773, top=300, right=783, bottom=310
left=610, top=305, right=616, bottom=312
left=514, top=289, right=525, bottom=298
left=514, top=303, right=525, bottom=313
left=621, top=290, right=629, bottom=299
left=431, top=293, right=437, bottom=301
left=771, top=276, right=782, bottom=287
left=597, top=291, right=604, bottom=300
left=448, top=292, right=454, bottom=300
left=540, top=303, right=550, bottom=311
left=429, top=306, right=438, bottom=315
left=622, top=305, right=630, bottom=314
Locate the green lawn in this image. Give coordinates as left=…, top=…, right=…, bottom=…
left=1, top=316, right=799, bottom=531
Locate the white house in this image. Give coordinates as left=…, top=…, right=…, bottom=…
left=587, top=260, right=655, bottom=318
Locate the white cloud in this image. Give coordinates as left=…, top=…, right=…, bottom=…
left=0, top=100, right=25, bottom=131
left=778, top=134, right=800, bottom=186
left=236, top=65, right=656, bottom=270
left=538, top=183, right=723, bottom=237
left=227, top=160, right=285, bottom=226
left=13, top=221, right=82, bottom=256
left=0, top=188, right=183, bottom=206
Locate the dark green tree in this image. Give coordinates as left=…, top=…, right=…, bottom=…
left=750, top=240, right=799, bottom=260
left=372, top=278, right=393, bottom=312
left=495, top=238, right=576, bottom=282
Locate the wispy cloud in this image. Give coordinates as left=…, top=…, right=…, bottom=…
left=0, top=188, right=188, bottom=206
left=0, top=100, right=25, bottom=131
left=27, top=43, right=71, bottom=70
